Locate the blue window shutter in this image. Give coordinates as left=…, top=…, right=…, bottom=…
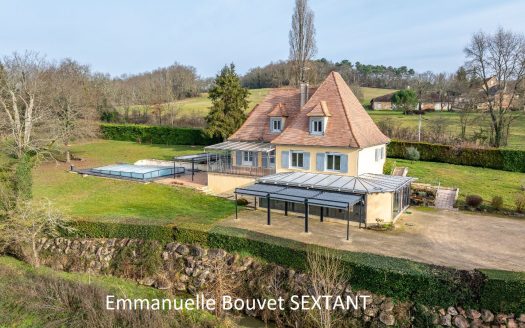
left=316, top=153, right=325, bottom=171
left=303, top=152, right=310, bottom=170
left=236, top=151, right=242, bottom=166
left=281, top=151, right=289, bottom=168
left=253, top=152, right=258, bottom=167
left=262, top=152, right=268, bottom=167
left=340, top=154, right=348, bottom=173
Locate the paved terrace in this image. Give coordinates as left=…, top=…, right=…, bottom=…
left=220, top=208, right=525, bottom=272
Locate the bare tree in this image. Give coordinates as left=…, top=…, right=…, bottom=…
left=289, top=0, right=317, bottom=85
left=50, top=59, right=97, bottom=162
left=464, top=27, right=525, bottom=147
left=205, top=259, right=240, bottom=318
left=0, top=52, right=52, bottom=158
left=0, top=199, right=74, bottom=267
left=306, top=247, right=348, bottom=328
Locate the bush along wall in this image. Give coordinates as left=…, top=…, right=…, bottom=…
left=100, top=123, right=219, bottom=146
left=387, top=140, right=525, bottom=173
left=68, top=220, right=525, bottom=314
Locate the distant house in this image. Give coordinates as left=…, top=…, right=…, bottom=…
left=456, top=76, right=521, bottom=110
left=370, top=93, right=395, bottom=110
left=204, top=72, right=413, bottom=226
left=370, top=92, right=452, bottom=111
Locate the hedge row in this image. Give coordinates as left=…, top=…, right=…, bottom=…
left=388, top=140, right=525, bottom=173
left=69, top=220, right=525, bottom=313
left=100, top=123, right=218, bottom=146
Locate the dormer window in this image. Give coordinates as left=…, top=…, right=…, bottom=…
left=307, top=101, right=330, bottom=136
left=310, top=118, right=324, bottom=135
left=270, top=118, right=283, bottom=133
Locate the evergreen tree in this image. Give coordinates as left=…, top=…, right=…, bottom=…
left=205, top=64, right=249, bottom=140
left=392, top=89, right=418, bottom=113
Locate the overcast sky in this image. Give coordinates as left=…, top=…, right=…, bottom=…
left=2, top=0, right=524, bottom=78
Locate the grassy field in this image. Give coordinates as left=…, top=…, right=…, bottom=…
left=0, top=256, right=220, bottom=328
left=33, top=140, right=235, bottom=227
left=386, top=158, right=525, bottom=210
left=369, top=111, right=525, bottom=150
left=123, top=88, right=271, bottom=118
left=120, top=86, right=394, bottom=118
left=361, top=87, right=396, bottom=106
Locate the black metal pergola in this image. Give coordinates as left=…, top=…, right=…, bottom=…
left=234, top=183, right=363, bottom=241
left=173, top=153, right=218, bottom=181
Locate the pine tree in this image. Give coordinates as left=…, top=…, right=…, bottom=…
left=205, top=64, right=249, bottom=140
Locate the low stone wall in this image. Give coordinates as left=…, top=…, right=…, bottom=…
left=35, top=238, right=525, bottom=328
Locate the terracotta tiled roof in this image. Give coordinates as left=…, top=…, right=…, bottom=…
left=267, top=103, right=288, bottom=117
left=307, top=101, right=331, bottom=117
left=229, top=88, right=316, bottom=142
left=272, top=72, right=390, bottom=148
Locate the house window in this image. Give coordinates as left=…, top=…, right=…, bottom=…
left=291, top=151, right=304, bottom=168
left=270, top=118, right=282, bottom=132
left=242, top=151, right=254, bottom=166
left=375, top=147, right=385, bottom=162
left=326, top=154, right=341, bottom=171
left=310, top=118, right=324, bottom=135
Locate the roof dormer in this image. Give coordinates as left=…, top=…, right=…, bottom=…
left=268, top=103, right=287, bottom=133
left=307, top=101, right=330, bottom=135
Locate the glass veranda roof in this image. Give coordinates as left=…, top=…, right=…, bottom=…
left=204, top=141, right=275, bottom=153
left=258, top=172, right=413, bottom=193
left=235, top=183, right=362, bottom=209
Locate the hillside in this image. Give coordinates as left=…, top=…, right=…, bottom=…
left=119, top=86, right=394, bottom=118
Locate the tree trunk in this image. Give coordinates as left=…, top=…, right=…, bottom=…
left=31, top=239, right=40, bottom=268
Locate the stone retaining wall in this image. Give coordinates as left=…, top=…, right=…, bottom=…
left=35, top=238, right=525, bottom=328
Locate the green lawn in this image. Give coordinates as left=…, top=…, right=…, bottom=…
left=386, top=158, right=525, bottom=210
left=369, top=111, right=525, bottom=150
left=0, top=256, right=220, bottom=328
left=33, top=140, right=235, bottom=227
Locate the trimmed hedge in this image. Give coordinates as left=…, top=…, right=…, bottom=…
left=67, top=220, right=525, bottom=313
left=69, top=221, right=174, bottom=242
left=100, top=123, right=218, bottom=146
left=388, top=140, right=525, bottom=173
left=479, top=269, right=525, bottom=314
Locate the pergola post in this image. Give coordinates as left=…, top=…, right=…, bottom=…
left=191, top=158, right=195, bottom=181
left=266, top=193, right=271, bottom=225
left=346, top=205, right=350, bottom=241
left=359, top=200, right=366, bottom=229
left=254, top=197, right=257, bottom=210
left=320, top=206, right=324, bottom=222
left=234, top=192, right=238, bottom=220
left=284, top=202, right=288, bottom=216
left=304, top=199, right=309, bottom=233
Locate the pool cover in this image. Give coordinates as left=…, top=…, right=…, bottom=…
left=89, top=164, right=184, bottom=181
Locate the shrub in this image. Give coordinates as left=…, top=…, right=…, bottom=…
left=405, top=147, right=420, bottom=162
left=491, top=196, right=504, bottom=211
left=236, top=198, right=249, bottom=206
left=387, top=140, right=525, bottom=173
left=515, top=193, right=525, bottom=213
left=466, top=195, right=483, bottom=208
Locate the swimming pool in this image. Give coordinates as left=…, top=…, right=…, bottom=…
left=89, top=164, right=184, bottom=181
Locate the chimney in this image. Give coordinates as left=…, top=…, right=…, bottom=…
left=300, top=82, right=309, bottom=108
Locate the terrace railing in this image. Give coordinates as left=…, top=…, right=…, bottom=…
left=208, top=159, right=276, bottom=177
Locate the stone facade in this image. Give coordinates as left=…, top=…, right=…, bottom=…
left=34, top=238, right=525, bottom=328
